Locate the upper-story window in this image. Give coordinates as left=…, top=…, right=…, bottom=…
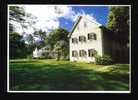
left=79, top=50, right=87, bottom=57
left=88, top=49, right=97, bottom=57
left=72, top=38, right=78, bottom=43
left=88, top=33, right=97, bottom=40
left=72, top=50, right=78, bottom=57
left=84, top=21, right=87, bottom=28
left=79, top=36, right=86, bottom=42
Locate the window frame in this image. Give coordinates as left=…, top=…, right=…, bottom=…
left=79, top=50, right=87, bottom=57
left=88, top=49, right=97, bottom=57
left=88, top=33, right=97, bottom=40
left=72, top=38, right=78, bottom=43
left=72, top=50, right=78, bottom=57
left=79, top=36, right=86, bottom=42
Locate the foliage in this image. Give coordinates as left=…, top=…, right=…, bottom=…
left=107, top=6, right=129, bottom=46
left=33, top=29, right=47, bottom=41
left=45, top=28, right=69, bottom=59
left=95, top=55, right=113, bottom=65
left=32, top=29, right=47, bottom=49
left=9, top=6, right=38, bottom=58
left=9, top=6, right=36, bottom=33
left=9, top=6, right=26, bottom=23
left=9, top=32, right=27, bottom=58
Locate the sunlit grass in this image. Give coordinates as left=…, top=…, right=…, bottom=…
left=9, top=59, right=129, bottom=91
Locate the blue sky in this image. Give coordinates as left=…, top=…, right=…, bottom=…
left=59, top=6, right=109, bottom=32
left=15, top=5, right=109, bottom=34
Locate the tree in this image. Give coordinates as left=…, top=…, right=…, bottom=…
left=33, top=29, right=47, bottom=49
left=45, top=28, right=69, bottom=59
left=9, top=6, right=26, bottom=32
left=107, top=6, right=129, bottom=46
left=9, top=6, right=37, bottom=58
left=25, top=34, right=36, bottom=55
left=54, top=40, right=67, bottom=60
left=9, top=6, right=36, bottom=33
left=33, top=29, right=47, bottom=41
left=9, top=32, right=27, bottom=58
left=106, top=6, right=129, bottom=63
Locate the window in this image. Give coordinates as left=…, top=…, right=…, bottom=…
left=79, top=36, right=86, bottom=42
left=84, top=22, right=87, bottom=28
left=88, top=33, right=97, bottom=40
left=72, top=50, right=78, bottom=57
left=88, top=49, right=97, bottom=57
left=79, top=50, right=87, bottom=57
left=72, top=38, right=78, bottom=43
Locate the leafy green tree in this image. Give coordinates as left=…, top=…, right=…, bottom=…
left=33, top=29, right=47, bottom=49
left=9, top=6, right=26, bottom=32
left=25, top=34, right=36, bottom=55
left=107, top=6, right=129, bottom=46
left=54, top=40, right=68, bottom=60
left=9, top=6, right=39, bottom=58
left=107, top=6, right=129, bottom=63
left=33, top=29, right=47, bottom=41
left=9, top=32, right=27, bottom=58
left=45, top=28, right=69, bottom=59
left=9, top=6, right=36, bottom=33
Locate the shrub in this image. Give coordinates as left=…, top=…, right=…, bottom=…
left=95, top=55, right=113, bottom=65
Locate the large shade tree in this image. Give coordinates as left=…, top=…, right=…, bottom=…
left=9, top=6, right=36, bottom=33
left=9, top=6, right=37, bottom=58
left=107, top=6, right=129, bottom=46
left=33, top=29, right=47, bottom=49
left=9, top=32, right=27, bottom=58
left=45, top=28, right=69, bottom=59
left=106, top=6, right=129, bottom=63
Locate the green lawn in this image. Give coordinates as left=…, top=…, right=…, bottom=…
left=9, top=59, right=130, bottom=91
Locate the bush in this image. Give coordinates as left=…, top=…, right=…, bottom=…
left=95, top=55, right=113, bottom=65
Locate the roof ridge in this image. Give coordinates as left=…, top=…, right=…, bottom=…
left=81, top=15, right=102, bottom=26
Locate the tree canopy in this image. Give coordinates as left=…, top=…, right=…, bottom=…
left=107, top=6, right=129, bottom=46
left=45, top=28, right=69, bottom=59
left=9, top=32, right=27, bottom=58
left=9, top=6, right=36, bottom=33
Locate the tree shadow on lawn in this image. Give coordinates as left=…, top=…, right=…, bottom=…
left=9, top=63, right=129, bottom=91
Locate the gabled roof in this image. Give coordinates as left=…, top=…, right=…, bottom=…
left=67, top=15, right=82, bottom=38
left=68, top=15, right=102, bottom=38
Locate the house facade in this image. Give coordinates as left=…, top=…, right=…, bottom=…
left=68, top=15, right=129, bottom=63
left=68, top=15, right=104, bottom=62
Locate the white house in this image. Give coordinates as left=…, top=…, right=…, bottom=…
left=33, top=46, right=58, bottom=59
left=33, top=48, right=42, bottom=58
left=68, top=15, right=128, bottom=63
left=68, top=15, right=103, bottom=62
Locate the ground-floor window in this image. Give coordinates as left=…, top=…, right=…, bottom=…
left=88, top=49, right=97, bottom=57
left=72, top=50, right=78, bottom=57
left=79, top=50, right=87, bottom=57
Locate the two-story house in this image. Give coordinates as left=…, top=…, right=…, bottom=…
left=68, top=15, right=127, bottom=63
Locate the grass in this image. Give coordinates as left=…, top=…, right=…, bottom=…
left=9, top=59, right=130, bottom=91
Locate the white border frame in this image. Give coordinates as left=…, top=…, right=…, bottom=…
left=7, top=4, right=131, bottom=93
